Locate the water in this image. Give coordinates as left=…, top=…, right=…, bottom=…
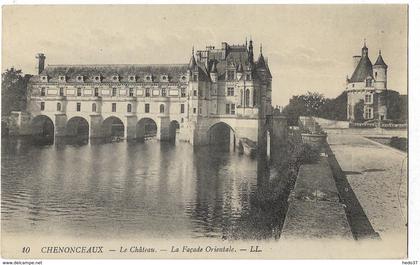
left=1, top=137, right=283, bottom=240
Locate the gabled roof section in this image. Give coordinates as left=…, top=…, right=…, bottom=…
left=255, top=54, right=272, bottom=79
left=349, top=55, right=373, bottom=82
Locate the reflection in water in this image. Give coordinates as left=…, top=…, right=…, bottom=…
left=1, top=137, right=286, bottom=240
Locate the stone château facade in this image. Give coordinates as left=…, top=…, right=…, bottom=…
left=21, top=39, right=279, bottom=147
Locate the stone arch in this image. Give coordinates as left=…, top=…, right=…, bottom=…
left=136, top=117, right=158, bottom=141
left=31, top=115, right=55, bottom=142
left=207, top=121, right=236, bottom=150
left=169, top=120, right=180, bottom=142
left=66, top=116, right=89, bottom=138
left=102, top=116, right=125, bottom=139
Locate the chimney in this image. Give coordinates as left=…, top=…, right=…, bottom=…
left=352, top=55, right=361, bottom=69
left=36, top=53, right=46, bottom=75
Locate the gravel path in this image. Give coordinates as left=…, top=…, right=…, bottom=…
left=327, top=134, right=407, bottom=242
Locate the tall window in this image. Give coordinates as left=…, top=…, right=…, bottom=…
left=245, top=89, right=250, bottom=107
left=193, top=74, right=198, bottom=81
left=365, top=94, right=372, bottom=104
left=375, top=72, right=378, bottom=79
left=246, top=74, right=251, bottom=81
left=57, top=102, right=61, bottom=111
left=180, top=104, right=185, bottom=114
left=59, top=87, right=64, bottom=96
left=193, top=108, right=197, bottom=114
left=94, top=88, right=99, bottom=97
left=145, top=103, right=150, bottom=113
left=77, top=87, right=82, bottom=97
left=92, top=103, right=97, bottom=112
left=161, top=88, right=166, bottom=97
left=226, top=104, right=230, bottom=114
left=230, top=104, right=235, bottom=115
left=112, top=87, right=117, bottom=97
left=240, top=90, right=244, bottom=106
left=112, top=103, right=116, bottom=112
left=145, top=88, right=150, bottom=97
left=366, top=79, right=373, bottom=87
left=129, top=88, right=134, bottom=97
left=227, top=87, right=234, bottom=96
left=40, top=102, right=45, bottom=111
left=76, top=102, right=81, bottom=112
left=181, top=88, right=186, bottom=97
left=127, top=104, right=132, bottom=113
left=160, top=104, right=165, bottom=113
left=365, top=107, right=373, bottom=119
left=41, top=87, right=46, bottom=96
left=193, top=90, right=197, bottom=96
left=227, top=71, right=235, bottom=80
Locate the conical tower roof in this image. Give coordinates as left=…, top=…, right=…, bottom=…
left=374, top=50, right=388, bottom=68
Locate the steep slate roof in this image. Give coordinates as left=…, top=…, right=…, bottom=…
left=349, top=55, right=373, bottom=82
left=30, top=64, right=189, bottom=83
left=255, top=54, right=272, bottom=79
left=374, top=52, right=387, bottom=67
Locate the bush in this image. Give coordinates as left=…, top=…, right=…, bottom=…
left=294, top=143, right=320, bottom=164
left=390, top=137, right=407, bottom=152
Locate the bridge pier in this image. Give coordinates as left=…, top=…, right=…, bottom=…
left=90, top=115, right=103, bottom=138
left=55, top=114, right=67, bottom=137
left=125, top=115, right=137, bottom=140
left=157, top=117, right=170, bottom=141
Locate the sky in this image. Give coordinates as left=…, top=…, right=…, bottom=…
left=2, top=5, right=407, bottom=106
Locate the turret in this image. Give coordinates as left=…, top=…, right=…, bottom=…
left=248, top=38, right=254, bottom=64
left=36, top=53, right=46, bottom=75
left=373, top=50, right=388, bottom=89
left=188, top=47, right=198, bottom=82
left=362, top=40, right=368, bottom=57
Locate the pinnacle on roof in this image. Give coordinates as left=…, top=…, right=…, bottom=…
left=237, top=63, right=243, bottom=72
left=210, top=62, right=217, bottom=73
left=374, top=50, right=388, bottom=68
left=188, top=46, right=197, bottom=70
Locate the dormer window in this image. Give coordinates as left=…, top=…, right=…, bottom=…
left=129, top=75, right=136, bottom=82
left=145, top=75, right=152, bottom=82
left=76, top=75, right=84, bottom=82
left=227, top=71, right=235, bottom=81
left=366, top=78, right=373, bottom=87
left=112, top=75, right=119, bottom=82
left=180, top=75, right=187, bottom=82
left=93, top=75, right=101, bottom=82
left=161, top=75, right=168, bottom=82
left=59, top=75, right=66, bottom=82
left=41, top=75, right=48, bottom=82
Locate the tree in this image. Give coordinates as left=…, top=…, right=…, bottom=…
left=354, top=99, right=365, bottom=122
left=282, top=92, right=326, bottom=125
left=318, top=91, right=347, bottom=121
left=1, top=68, right=31, bottom=116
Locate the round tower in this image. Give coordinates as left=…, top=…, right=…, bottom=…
left=373, top=50, right=388, bottom=90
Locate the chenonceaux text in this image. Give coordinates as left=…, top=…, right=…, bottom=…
left=41, top=246, right=103, bottom=254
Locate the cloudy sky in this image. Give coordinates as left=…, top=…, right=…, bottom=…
left=2, top=5, right=407, bottom=106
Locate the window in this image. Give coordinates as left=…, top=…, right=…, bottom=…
left=94, top=88, right=99, bottom=97
left=375, top=72, right=378, bottom=79
left=92, top=103, right=97, bottom=112
left=245, top=89, right=250, bottom=107
left=145, top=88, right=150, bottom=97
left=77, top=76, right=83, bottom=82
left=226, top=104, right=230, bottom=114
left=352, top=84, right=355, bottom=88
left=180, top=104, right=185, bottom=114
left=76, top=102, right=81, bottom=112
left=365, top=107, right=373, bottom=119
left=57, top=103, right=61, bottom=111
left=40, top=102, right=45, bottom=111
left=41, top=87, right=46, bottom=96
left=145, top=103, right=150, bottom=113
left=227, top=71, right=235, bottom=80
left=60, top=76, right=65, bottom=82
left=366, top=79, right=373, bottom=87
left=161, top=88, right=166, bottom=97
left=227, top=87, right=234, bottom=96
left=181, top=88, right=186, bottom=97
left=365, top=94, right=372, bottom=104
left=240, top=90, right=243, bottom=106
left=160, top=104, right=165, bottom=113
left=77, top=88, right=82, bottom=97
left=246, top=74, right=251, bottom=81
left=193, top=74, right=198, bottom=81
left=129, top=88, right=134, bottom=97
left=112, top=88, right=117, bottom=97
left=193, top=90, right=197, bottom=96
left=129, top=76, right=135, bottom=81
left=127, top=104, right=132, bottom=113
left=230, top=104, right=235, bottom=115
left=112, top=103, right=116, bottom=112
left=193, top=108, right=197, bottom=114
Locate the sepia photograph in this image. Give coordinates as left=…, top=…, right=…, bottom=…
left=0, top=3, right=413, bottom=261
